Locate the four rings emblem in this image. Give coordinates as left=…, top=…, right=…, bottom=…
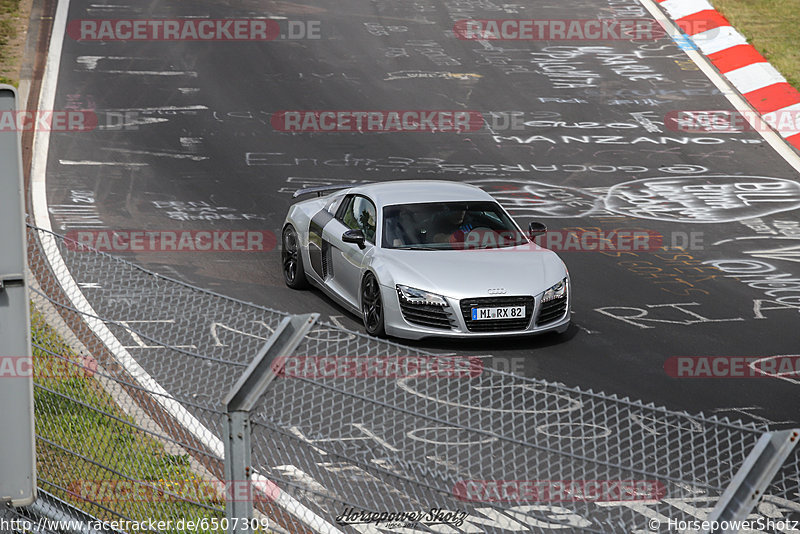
left=487, top=288, right=507, bottom=295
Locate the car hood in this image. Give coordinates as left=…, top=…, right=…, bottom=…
left=372, top=244, right=567, bottom=299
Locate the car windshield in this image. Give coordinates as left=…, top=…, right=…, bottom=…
left=382, top=201, right=528, bottom=250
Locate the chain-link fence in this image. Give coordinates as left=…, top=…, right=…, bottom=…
left=10, top=223, right=799, bottom=533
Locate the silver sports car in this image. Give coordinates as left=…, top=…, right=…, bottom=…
left=281, top=180, right=570, bottom=339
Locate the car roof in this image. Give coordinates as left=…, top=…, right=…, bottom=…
left=347, top=180, right=494, bottom=207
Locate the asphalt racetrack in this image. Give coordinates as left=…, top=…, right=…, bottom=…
left=44, top=0, right=800, bottom=438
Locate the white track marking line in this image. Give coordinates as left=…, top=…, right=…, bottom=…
left=98, top=70, right=198, bottom=76
left=101, top=147, right=209, bottom=160
left=106, top=105, right=208, bottom=111
left=58, top=160, right=149, bottom=166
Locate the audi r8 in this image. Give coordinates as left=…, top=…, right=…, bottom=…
left=281, top=180, right=570, bottom=339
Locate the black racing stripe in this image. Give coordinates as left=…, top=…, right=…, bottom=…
left=308, top=209, right=336, bottom=278
left=311, top=209, right=335, bottom=229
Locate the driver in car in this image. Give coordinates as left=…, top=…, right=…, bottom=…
left=432, top=208, right=475, bottom=245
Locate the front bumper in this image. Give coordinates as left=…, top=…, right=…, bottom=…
left=381, top=283, right=570, bottom=340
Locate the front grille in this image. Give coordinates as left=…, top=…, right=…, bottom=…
left=459, top=296, right=534, bottom=332
left=537, top=295, right=567, bottom=326
left=399, top=301, right=454, bottom=330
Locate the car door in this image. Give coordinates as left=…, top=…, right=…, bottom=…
left=324, top=194, right=377, bottom=309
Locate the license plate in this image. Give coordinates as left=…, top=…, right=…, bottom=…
left=471, top=306, right=525, bottom=321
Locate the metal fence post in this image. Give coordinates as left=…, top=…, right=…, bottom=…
left=224, top=411, right=253, bottom=531
left=0, top=84, right=36, bottom=507
left=223, top=313, right=318, bottom=534
left=704, top=429, right=799, bottom=534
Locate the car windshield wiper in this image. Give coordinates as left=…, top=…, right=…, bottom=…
left=394, top=245, right=441, bottom=250
left=476, top=242, right=527, bottom=250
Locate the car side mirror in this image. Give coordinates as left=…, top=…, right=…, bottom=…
left=342, top=229, right=366, bottom=249
left=528, top=221, right=547, bottom=240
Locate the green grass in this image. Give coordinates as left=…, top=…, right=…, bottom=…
left=0, top=0, right=19, bottom=12
left=31, top=309, right=227, bottom=532
left=0, top=0, right=20, bottom=85
left=711, top=0, right=800, bottom=90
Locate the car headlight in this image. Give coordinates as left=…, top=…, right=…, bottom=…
left=541, top=278, right=567, bottom=303
left=396, top=285, right=448, bottom=306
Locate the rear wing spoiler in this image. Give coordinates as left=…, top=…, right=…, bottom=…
left=292, top=183, right=370, bottom=198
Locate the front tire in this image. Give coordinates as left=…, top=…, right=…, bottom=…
left=361, top=272, right=386, bottom=337
left=282, top=225, right=309, bottom=289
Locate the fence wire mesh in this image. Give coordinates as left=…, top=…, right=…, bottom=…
left=14, top=223, right=800, bottom=534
